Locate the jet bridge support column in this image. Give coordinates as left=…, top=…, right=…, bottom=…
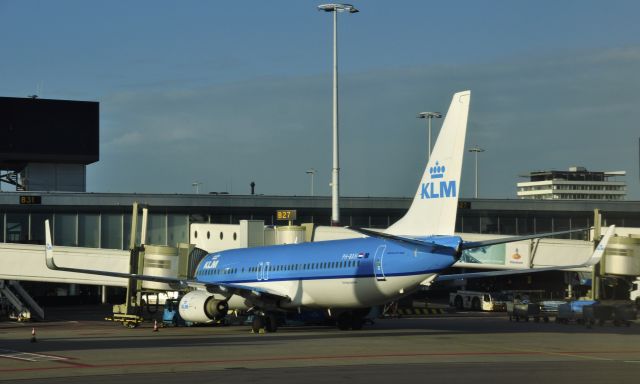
left=108, top=203, right=146, bottom=328
left=591, top=209, right=602, bottom=300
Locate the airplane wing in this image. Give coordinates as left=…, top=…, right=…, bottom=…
left=348, top=226, right=589, bottom=254
left=434, top=225, right=614, bottom=282
left=44, top=220, right=291, bottom=303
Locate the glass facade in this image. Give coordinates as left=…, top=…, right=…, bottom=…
left=147, top=213, right=167, bottom=246
left=78, top=214, right=100, bottom=248
left=0, top=200, right=636, bottom=249
left=101, top=214, right=123, bottom=250
left=54, top=214, right=77, bottom=246
left=6, top=213, right=29, bottom=243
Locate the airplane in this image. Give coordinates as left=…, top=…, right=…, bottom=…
left=43, top=90, right=614, bottom=332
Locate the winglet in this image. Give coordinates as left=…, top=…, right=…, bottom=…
left=44, top=220, right=59, bottom=270
left=585, top=225, right=615, bottom=267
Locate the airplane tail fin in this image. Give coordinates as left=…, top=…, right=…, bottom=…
left=385, top=90, right=470, bottom=237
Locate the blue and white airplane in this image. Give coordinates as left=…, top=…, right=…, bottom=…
left=44, top=90, right=613, bottom=332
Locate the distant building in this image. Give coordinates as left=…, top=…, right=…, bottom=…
left=517, top=166, right=626, bottom=200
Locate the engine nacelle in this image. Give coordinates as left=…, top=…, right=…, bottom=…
left=178, top=290, right=229, bottom=323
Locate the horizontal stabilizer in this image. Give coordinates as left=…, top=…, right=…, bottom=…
left=347, top=226, right=458, bottom=254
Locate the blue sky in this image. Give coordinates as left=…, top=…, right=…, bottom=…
left=1, top=1, right=639, bottom=199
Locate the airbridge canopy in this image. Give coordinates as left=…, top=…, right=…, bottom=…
left=0, top=243, right=128, bottom=286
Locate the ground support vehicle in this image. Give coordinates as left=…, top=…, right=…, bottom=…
left=583, top=303, right=613, bottom=328
left=104, top=313, right=144, bottom=328
left=612, top=302, right=636, bottom=327
left=507, top=302, right=543, bottom=322
left=556, top=300, right=596, bottom=324
left=162, top=298, right=192, bottom=327
left=630, top=278, right=640, bottom=308
left=449, top=290, right=506, bottom=311
left=539, top=300, right=564, bottom=322
left=583, top=301, right=636, bottom=327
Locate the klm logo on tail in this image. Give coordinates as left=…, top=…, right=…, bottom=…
left=421, top=161, right=457, bottom=199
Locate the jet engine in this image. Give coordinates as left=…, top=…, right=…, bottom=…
left=178, top=290, right=229, bottom=323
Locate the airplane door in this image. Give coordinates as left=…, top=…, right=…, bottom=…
left=257, top=262, right=270, bottom=281
left=374, top=245, right=386, bottom=281
left=257, top=262, right=264, bottom=281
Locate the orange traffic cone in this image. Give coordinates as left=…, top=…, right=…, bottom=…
left=30, top=327, right=37, bottom=343
left=153, top=320, right=158, bottom=332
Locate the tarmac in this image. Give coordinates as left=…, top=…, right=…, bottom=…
left=1, top=306, right=639, bottom=383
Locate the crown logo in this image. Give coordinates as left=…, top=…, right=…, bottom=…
left=429, top=161, right=446, bottom=179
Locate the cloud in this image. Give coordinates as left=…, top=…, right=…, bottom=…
left=88, top=46, right=640, bottom=200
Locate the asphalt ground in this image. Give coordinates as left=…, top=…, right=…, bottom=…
left=1, top=306, right=639, bottom=383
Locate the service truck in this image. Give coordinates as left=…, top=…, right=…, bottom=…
left=630, top=278, right=640, bottom=308
left=449, top=290, right=507, bottom=311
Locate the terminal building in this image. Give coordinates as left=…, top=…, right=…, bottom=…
left=517, top=166, right=627, bottom=200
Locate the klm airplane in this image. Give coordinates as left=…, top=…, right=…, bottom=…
left=44, top=90, right=612, bottom=332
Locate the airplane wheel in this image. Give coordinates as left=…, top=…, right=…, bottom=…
left=266, top=314, right=278, bottom=333
left=336, top=313, right=351, bottom=330
left=252, top=316, right=265, bottom=333
left=351, top=317, right=364, bottom=330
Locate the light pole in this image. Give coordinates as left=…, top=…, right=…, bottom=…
left=306, top=168, right=316, bottom=196
left=468, top=146, right=485, bottom=198
left=318, top=3, right=358, bottom=225
left=417, top=111, right=442, bottom=162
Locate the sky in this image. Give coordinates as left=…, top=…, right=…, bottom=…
left=1, top=1, right=639, bottom=199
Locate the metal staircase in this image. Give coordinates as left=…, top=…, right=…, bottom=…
left=0, top=280, right=45, bottom=321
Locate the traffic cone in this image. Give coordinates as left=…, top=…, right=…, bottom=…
left=30, top=327, right=37, bottom=343
left=153, top=320, right=158, bottom=332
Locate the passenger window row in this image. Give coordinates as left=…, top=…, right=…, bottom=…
left=248, top=260, right=361, bottom=273
left=199, top=259, right=362, bottom=277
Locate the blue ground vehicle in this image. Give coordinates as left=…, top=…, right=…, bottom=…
left=162, top=298, right=191, bottom=327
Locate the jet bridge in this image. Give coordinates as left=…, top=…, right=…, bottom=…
left=0, top=242, right=129, bottom=286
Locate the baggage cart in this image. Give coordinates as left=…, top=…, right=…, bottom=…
left=539, top=300, right=564, bottom=323
left=514, top=303, right=541, bottom=322
left=612, top=303, right=637, bottom=327
left=556, top=300, right=596, bottom=324
left=507, top=302, right=542, bottom=322
left=583, top=304, right=613, bottom=328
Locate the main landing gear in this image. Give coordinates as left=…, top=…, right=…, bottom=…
left=335, top=308, right=370, bottom=331
left=251, top=313, right=279, bottom=333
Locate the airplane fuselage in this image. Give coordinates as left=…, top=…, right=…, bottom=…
left=194, top=235, right=460, bottom=309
